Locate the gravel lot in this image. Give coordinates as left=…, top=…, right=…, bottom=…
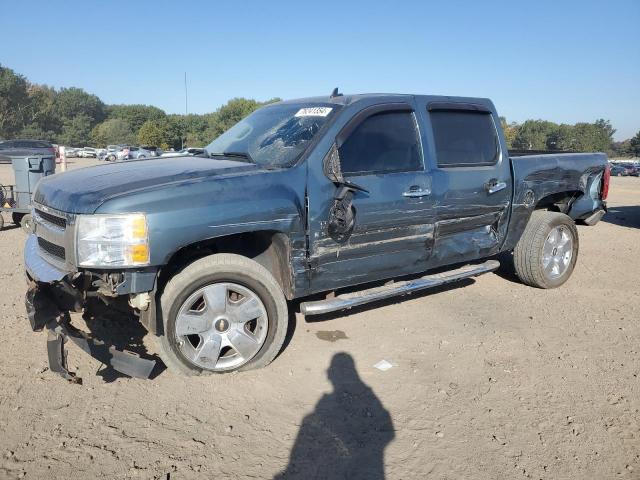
left=0, top=160, right=638, bottom=479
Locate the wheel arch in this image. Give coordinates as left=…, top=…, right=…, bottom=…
left=533, top=190, right=583, bottom=214
left=503, top=189, right=583, bottom=251
left=159, top=230, right=294, bottom=300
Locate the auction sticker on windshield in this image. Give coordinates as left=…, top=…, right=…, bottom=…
left=295, top=107, right=333, bottom=117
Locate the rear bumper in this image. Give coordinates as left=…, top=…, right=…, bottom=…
left=582, top=208, right=606, bottom=226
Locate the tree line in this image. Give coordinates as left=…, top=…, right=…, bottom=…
left=0, top=64, right=278, bottom=150
left=500, top=118, right=639, bottom=158
left=1, top=63, right=639, bottom=156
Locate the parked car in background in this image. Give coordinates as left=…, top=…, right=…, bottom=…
left=116, top=146, right=153, bottom=161
left=141, top=146, right=163, bottom=157
left=64, top=147, right=80, bottom=158
left=161, top=147, right=205, bottom=157
left=78, top=147, right=97, bottom=158
left=0, top=139, right=56, bottom=156
left=610, top=164, right=633, bottom=177
left=617, top=162, right=640, bottom=176
left=96, top=148, right=107, bottom=160
left=104, top=145, right=122, bottom=161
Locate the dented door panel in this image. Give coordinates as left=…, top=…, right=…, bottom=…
left=309, top=170, right=436, bottom=291
left=305, top=97, right=437, bottom=292
left=413, top=96, right=513, bottom=267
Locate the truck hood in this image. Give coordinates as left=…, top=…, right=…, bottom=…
left=34, top=156, right=260, bottom=214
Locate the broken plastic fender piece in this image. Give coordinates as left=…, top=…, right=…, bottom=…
left=46, top=320, right=156, bottom=381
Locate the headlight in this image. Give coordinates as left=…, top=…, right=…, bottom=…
left=76, top=213, right=150, bottom=267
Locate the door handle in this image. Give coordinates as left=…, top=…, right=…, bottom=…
left=485, top=180, right=507, bottom=195
left=403, top=186, right=431, bottom=198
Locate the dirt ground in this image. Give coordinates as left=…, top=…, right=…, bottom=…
left=0, top=160, right=638, bottom=479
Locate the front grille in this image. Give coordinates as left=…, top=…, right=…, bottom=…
left=35, top=209, right=66, bottom=229
left=37, top=237, right=66, bottom=261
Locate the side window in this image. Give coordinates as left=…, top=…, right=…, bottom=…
left=430, top=110, right=499, bottom=167
left=339, top=111, right=422, bottom=175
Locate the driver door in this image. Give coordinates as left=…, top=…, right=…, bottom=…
left=307, top=103, right=436, bottom=292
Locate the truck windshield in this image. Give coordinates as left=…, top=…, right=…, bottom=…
left=205, top=103, right=339, bottom=168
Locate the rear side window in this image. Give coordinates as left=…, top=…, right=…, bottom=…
left=339, top=111, right=422, bottom=175
left=430, top=111, right=499, bottom=167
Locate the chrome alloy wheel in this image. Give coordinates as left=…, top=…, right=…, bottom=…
left=542, top=225, right=574, bottom=279
left=174, top=282, right=268, bottom=371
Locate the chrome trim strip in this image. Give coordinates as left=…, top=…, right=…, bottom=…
left=300, top=260, right=500, bottom=316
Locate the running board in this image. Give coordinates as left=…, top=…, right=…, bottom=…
left=300, top=260, right=500, bottom=316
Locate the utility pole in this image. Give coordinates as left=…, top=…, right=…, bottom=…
left=183, top=72, right=188, bottom=149
left=184, top=71, right=188, bottom=115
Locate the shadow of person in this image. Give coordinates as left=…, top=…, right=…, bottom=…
left=602, top=206, right=640, bottom=229
left=276, top=353, right=395, bottom=480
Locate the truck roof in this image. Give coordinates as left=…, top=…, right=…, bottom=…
left=279, top=93, right=493, bottom=108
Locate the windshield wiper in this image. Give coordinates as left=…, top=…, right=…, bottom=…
left=208, top=151, right=254, bottom=163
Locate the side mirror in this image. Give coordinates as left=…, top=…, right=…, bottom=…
left=324, top=144, right=369, bottom=244
left=323, top=143, right=344, bottom=184
left=323, top=143, right=369, bottom=194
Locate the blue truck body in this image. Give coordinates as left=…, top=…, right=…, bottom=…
left=23, top=93, right=608, bottom=378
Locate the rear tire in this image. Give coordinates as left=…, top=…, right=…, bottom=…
left=155, top=254, right=289, bottom=376
left=513, top=210, right=579, bottom=289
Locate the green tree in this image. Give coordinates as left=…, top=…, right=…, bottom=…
left=591, top=119, right=615, bottom=152
left=499, top=116, right=518, bottom=148
left=630, top=131, right=640, bottom=157
left=512, top=120, right=558, bottom=150
left=25, top=84, right=60, bottom=136
left=0, top=64, right=30, bottom=138
left=18, top=123, right=57, bottom=142
left=610, top=139, right=633, bottom=158
left=546, top=124, right=574, bottom=150
left=205, top=97, right=281, bottom=140
left=107, top=104, right=166, bottom=133
left=137, top=119, right=171, bottom=149
left=91, top=118, right=136, bottom=147
left=55, top=87, right=106, bottom=127
left=165, top=116, right=187, bottom=149
left=58, top=113, right=93, bottom=146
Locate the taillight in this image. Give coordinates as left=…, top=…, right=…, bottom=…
left=601, top=164, right=610, bottom=200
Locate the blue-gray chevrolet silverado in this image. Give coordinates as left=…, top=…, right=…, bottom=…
left=24, top=92, right=609, bottom=380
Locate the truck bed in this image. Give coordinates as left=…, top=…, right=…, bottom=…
left=503, top=152, right=608, bottom=250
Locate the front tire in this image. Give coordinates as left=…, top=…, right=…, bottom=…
left=155, top=254, right=289, bottom=375
left=513, top=211, right=579, bottom=289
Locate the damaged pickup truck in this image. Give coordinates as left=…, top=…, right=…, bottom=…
left=24, top=92, right=609, bottom=379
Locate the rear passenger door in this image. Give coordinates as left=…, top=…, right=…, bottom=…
left=308, top=103, right=436, bottom=291
left=417, top=101, right=512, bottom=267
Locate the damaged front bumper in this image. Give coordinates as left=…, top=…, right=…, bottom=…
left=24, top=235, right=157, bottom=382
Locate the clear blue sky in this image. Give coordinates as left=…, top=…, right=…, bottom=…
left=1, top=0, right=638, bottom=140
